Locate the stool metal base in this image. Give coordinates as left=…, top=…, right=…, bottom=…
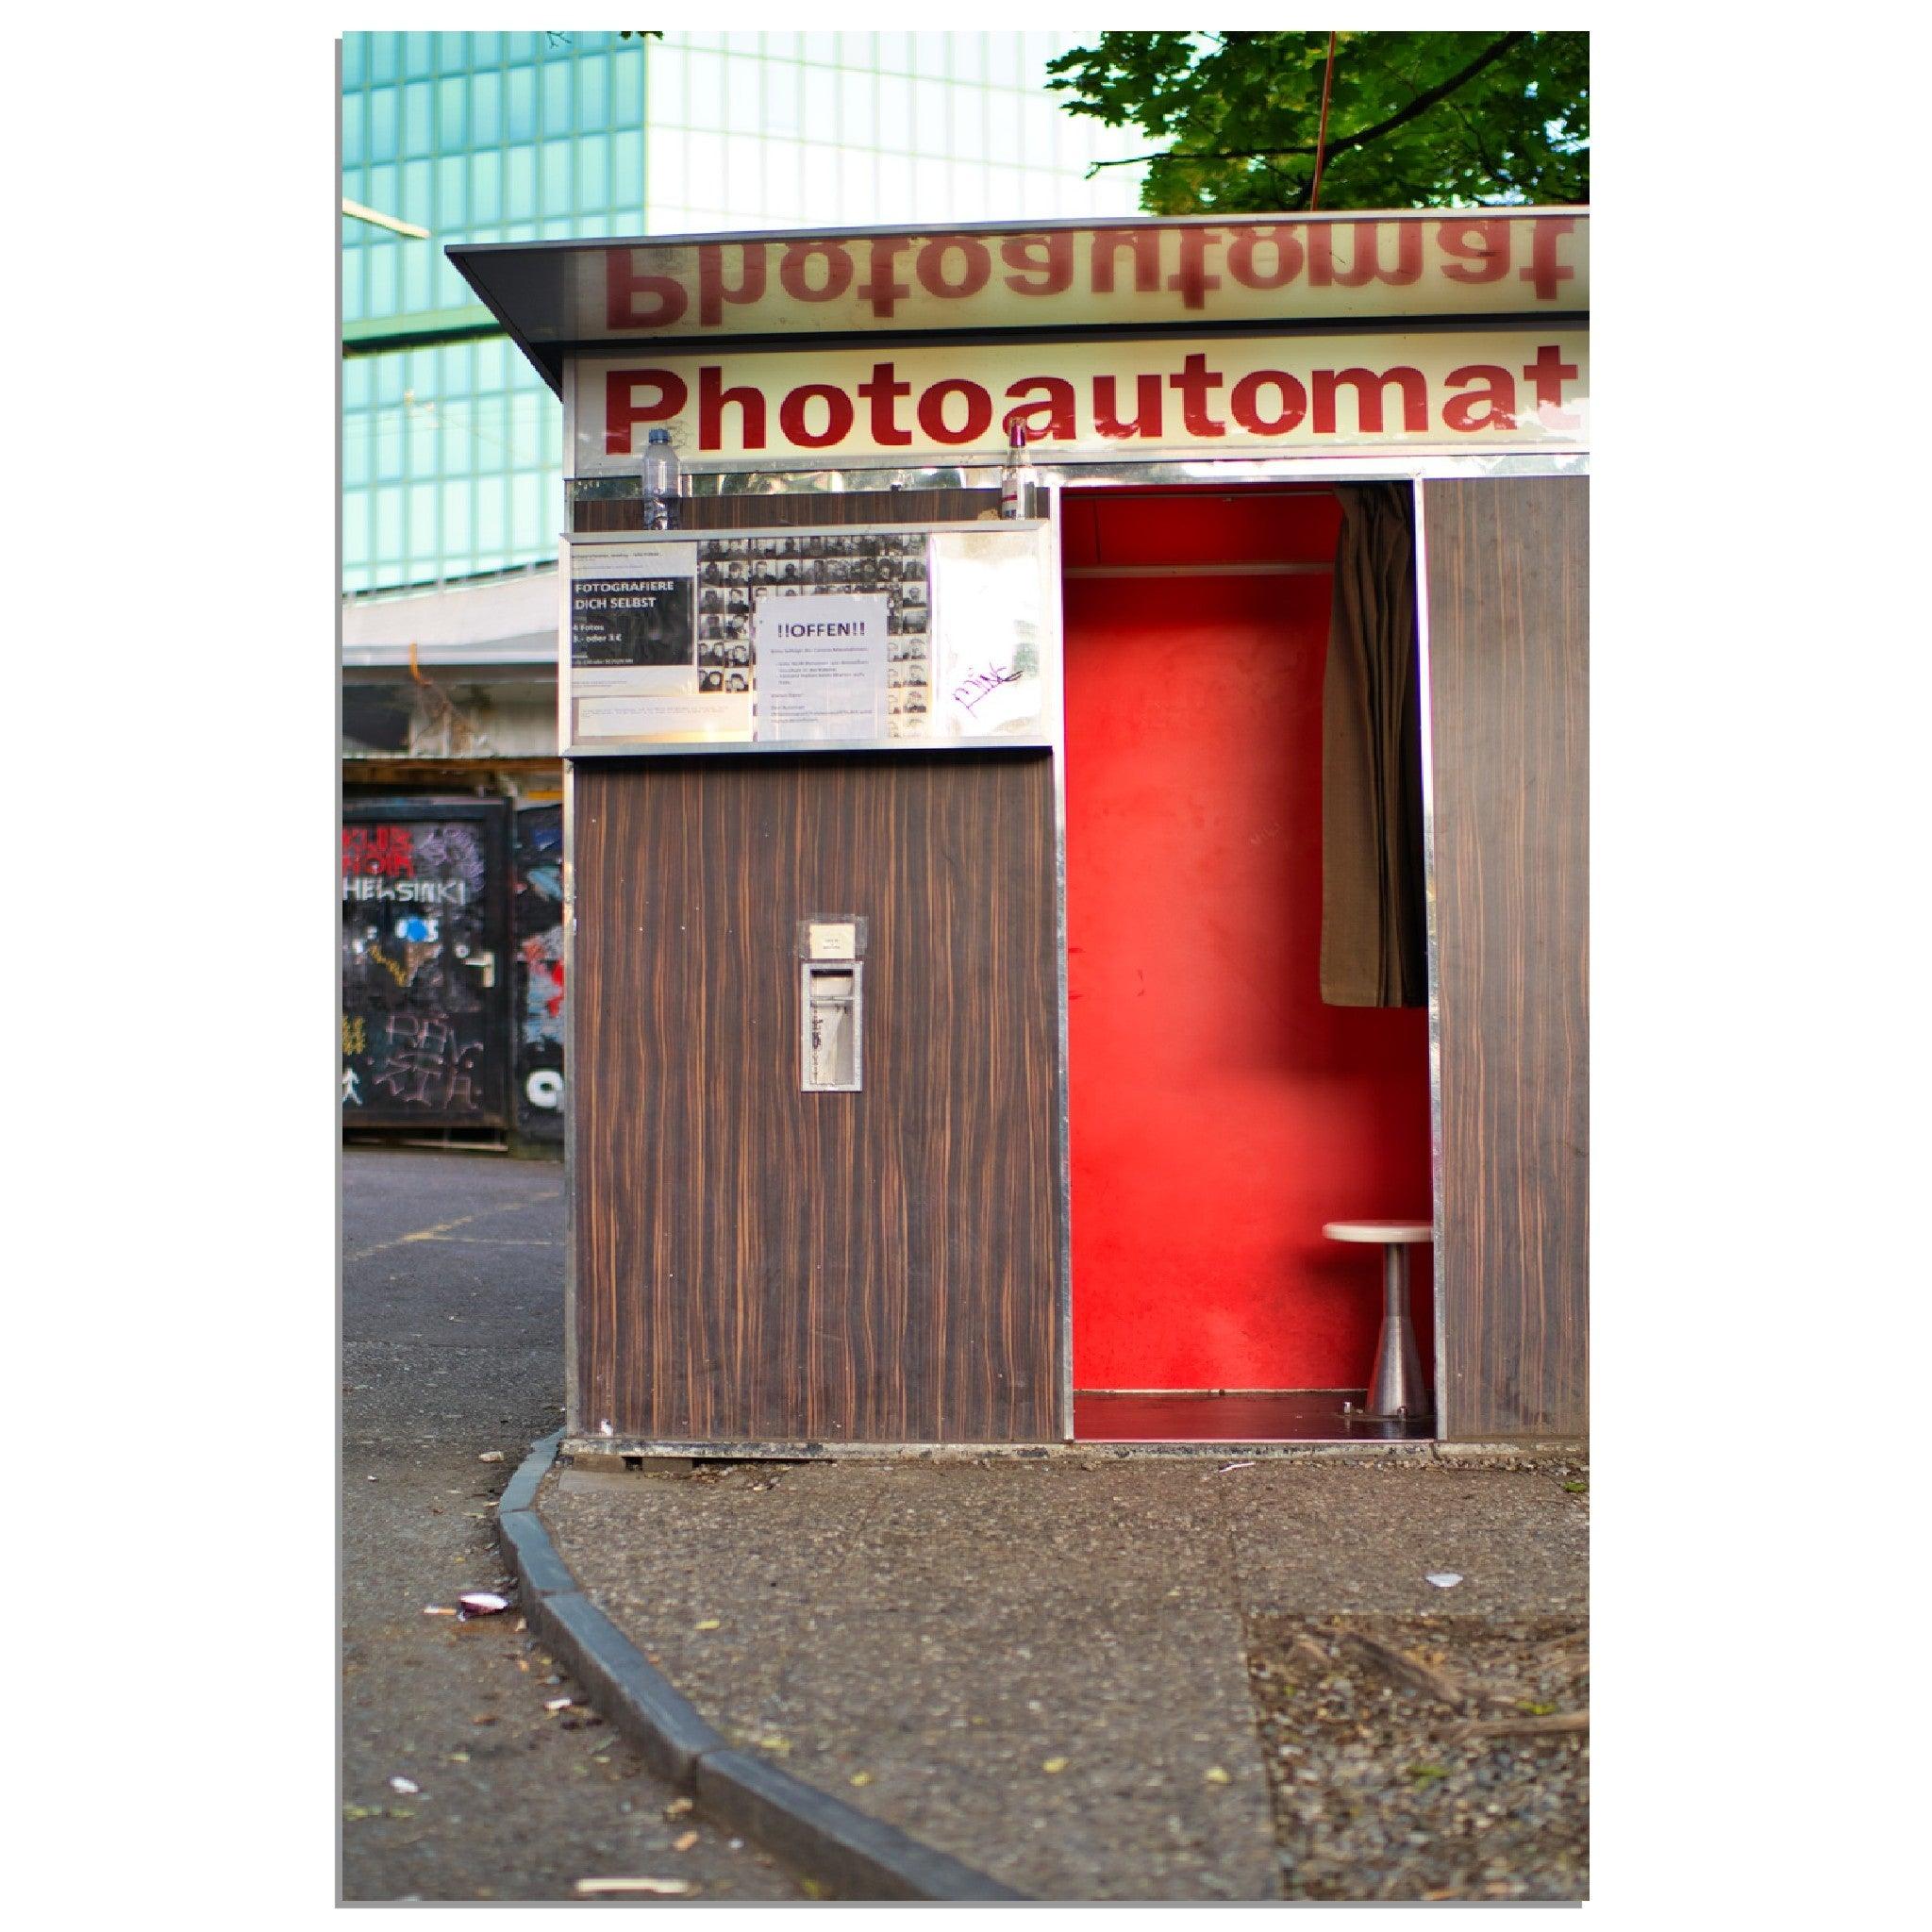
left=1366, top=1242, right=1430, bottom=1422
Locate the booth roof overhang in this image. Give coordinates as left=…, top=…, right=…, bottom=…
left=448, top=208, right=1590, bottom=399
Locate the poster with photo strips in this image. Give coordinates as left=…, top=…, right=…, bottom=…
left=696, top=530, right=934, bottom=733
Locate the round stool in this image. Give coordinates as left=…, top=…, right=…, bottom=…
left=1323, top=1219, right=1433, bottom=1421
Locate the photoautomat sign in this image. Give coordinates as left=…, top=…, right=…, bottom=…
left=572, top=329, right=1587, bottom=472
left=461, top=213, right=1585, bottom=349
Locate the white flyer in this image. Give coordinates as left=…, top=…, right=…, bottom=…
left=754, top=593, right=890, bottom=742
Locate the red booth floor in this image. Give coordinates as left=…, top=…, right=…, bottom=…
left=1073, top=1391, right=1433, bottom=1444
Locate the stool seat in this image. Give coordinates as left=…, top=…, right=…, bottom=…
left=1323, top=1217, right=1433, bottom=1423
left=1323, top=1218, right=1432, bottom=1243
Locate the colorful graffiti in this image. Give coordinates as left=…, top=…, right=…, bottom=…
left=342, top=813, right=502, bottom=1122
left=512, top=806, right=566, bottom=1139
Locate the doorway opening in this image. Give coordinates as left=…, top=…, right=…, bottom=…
left=1061, top=485, right=1433, bottom=1442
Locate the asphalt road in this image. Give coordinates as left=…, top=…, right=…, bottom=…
left=340, top=1147, right=796, bottom=1903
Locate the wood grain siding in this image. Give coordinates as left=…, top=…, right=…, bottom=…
left=572, top=753, right=1062, bottom=1443
left=1423, top=478, right=1589, bottom=1440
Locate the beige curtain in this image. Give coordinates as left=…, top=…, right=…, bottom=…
left=1321, top=484, right=1427, bottom=1007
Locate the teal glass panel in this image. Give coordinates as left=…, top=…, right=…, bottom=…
left=612, top=46, right=641, bottom=123
left=577, top=132, right=609, bottom=211
left=439, top=342, right=473, bottom=393
left=613, top=130, right=642, bottom=212
left=543, top=58, right=570, bottom=132
left=375, top=416, right=404, bottom=483
left=341, top=245, right=365, bottom=324
left=370, top=33, right=398, bottom=83
left=342, top=419, right=371, bottom=487
left=542, top=139, right=572, bottom=215
left=343, top=358, right=374, bottom=409
left=375, top=486, right=404, bottom=563
left=341, top=93, right=365, bottom=169
left=438, top=75, right=466, bottom=148
left=402, top=158, right=430, bottom=225
left=369, top=87, right=397, bottom=159
left=437, top=155, right=466, bottom=229
left=404, top=80, right=431, bottom=155
left=341, top=32, right=366, bottom=88
left=478, top=476, right=506, bottom=556
left=405, top=32, right=432, bottom=79
left=471, top=71, right=501, bottom=144
left=511, top=472, right=544, bottom=554
left=375, top=355, right=405, bottom=405
left=474, top=31, right=501, bottom=65
left=368, top=162, right=397, bottom=219
left=471, top=150, right=502, bottom=224
left=409, top=483, right=439, bottom=566
left=343, top=491, right=371, bottom=568
left=402, top=243, right=431, bottom=312
left=441, top=480, right=474, bottom=559
left=433, top=32, right=468, bottom=75
left=509, top=32, right=539, bottom=64
left=508, top=147, right=536, bottom=220
left=368, top=243, right=397, bottom=317
left=580, top=54, right=608, bottom=128
left=508, top=65, right=536, bottom=142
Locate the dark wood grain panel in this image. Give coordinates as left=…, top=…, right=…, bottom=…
left=1423, top=477, right=1588, bottom=1440
left=571, top=752, right=1062, bottom=1443
left=572, top=488, right=1000, bottom=533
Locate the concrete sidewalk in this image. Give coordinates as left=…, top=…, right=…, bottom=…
left=541, top=1452, right=1588, bottom=1901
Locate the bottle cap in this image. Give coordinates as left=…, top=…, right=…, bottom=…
left=647, top=427, right=672, bottom=444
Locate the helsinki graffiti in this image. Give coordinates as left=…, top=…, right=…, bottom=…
left=341, top=819, right=492, bottom=1120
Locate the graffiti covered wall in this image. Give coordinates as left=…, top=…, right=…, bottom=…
left=512, top=805, right=566, bottom=1141
left=341, top=808, right=508, bottom=1126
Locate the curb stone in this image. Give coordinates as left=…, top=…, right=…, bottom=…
left=494, top=1432, right=1029, bottom=1903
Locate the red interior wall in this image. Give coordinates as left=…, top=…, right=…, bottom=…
left=1062, top=488, right=1433, bottom=1392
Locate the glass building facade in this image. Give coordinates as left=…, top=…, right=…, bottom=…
left=341, top=31, right=1146, bottom=594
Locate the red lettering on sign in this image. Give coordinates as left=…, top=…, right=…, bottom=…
left=604, top=248, right=688, bottom=329
left=1093, top=374, right=1163, bottom=440
left=857, top=361, right=913, bottom=445
left=1520, top=217, right=1578, bottom=302
left=1229, top=370, right=1307, bottom=436
left=1442, top=364, right=1518, bottom=431
left=1307, top=221, right=1423, bottom=288
left=1437, top=219, right=1510, bottom=284
left=915, top=377, right=992, bottom=446
left=1000, top=232, right=1074, bottom=295
left=916, top=236, right=991, bottom=299
left=699, top=364, right=767, bottom=451
left=1090, top=228, right=1162, bottom=293
left=1169, top=352, right=1226, bottom=437
left=1521, top=343, right=1580, bottom=427
left=779, top=241, right=854, bottom=303
left=777, top=382, right=855, bottom=448
left=1003, top=377, right=1077, bottom=441
left=1166, top=228, right=1223, bottom=309
left=858, top=238, right=911, bottom=319
left=1227, top=225, right=1304, bottom=289
left=697, top=242, right=767, bottom=325
left=1311, top=366, right=1429, bottom=435
left=605, top=369, right=688, bottom=454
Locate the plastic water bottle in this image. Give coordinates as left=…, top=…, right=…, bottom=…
left=641, top=426, right=680, bottom=530
left=1000, top=419, right=1036, bottom=520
